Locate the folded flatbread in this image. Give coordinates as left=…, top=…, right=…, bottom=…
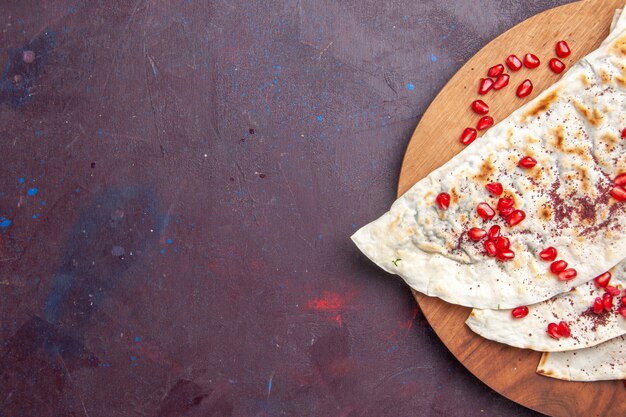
left=466, top=263, right=626, bottom=351
left=352, top=7, right=626, bottom=309
left=537, top=335, right=626, bottom=381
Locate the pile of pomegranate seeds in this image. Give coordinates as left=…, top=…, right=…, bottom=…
left=523, top=53, right=540, bottom=69
left=436, top=192, right=451, bottom=210
left=610, top=173, right=626, bottom=201
left=516, top=79, right=533, bottom=98
left=511, top=305, right=529, bottom=318
left=589, top=271, right=626, bottom=317
left=537, top=247, right=578, bottom=281
left=547, top=321, right=571, bottom=339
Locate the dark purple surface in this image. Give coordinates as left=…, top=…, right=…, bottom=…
left=0, top=1, right=575, bottom=416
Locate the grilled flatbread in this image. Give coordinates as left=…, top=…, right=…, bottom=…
left=537, top=335, right=626, bottom=381
left=352, top=8, right=626, bottom=308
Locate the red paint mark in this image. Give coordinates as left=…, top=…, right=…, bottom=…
left=399, top=306, right=420, bottom=331
left=333, top=314, right=343, bottom=327
left=306, top=291, right=355, bottom=311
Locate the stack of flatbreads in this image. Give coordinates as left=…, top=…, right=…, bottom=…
left=353, top=6, right=626, bottom=382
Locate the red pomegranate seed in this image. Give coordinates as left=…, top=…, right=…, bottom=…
left=622, top=127, right=626, bottom=139
left=555, top=40, right=571, bottom=58
left=478, top=78, right=494, bottom=95
left=614, top=173, right=626, bottom=186
left=594, top=271, right=611, bottom=288
left=506, top=210, right=526, bottom=227
left=547, top=323, right=561, bottom=339
left=476, top=116, right=494, bottom=131
left=485, top=182, right=503, bottom=196
left=549, top=58, right=565, bottom=74
left=539, top=247, right=557, bottom=261
left=493, top=74, right=510, bottom=90
left=523, top=53, right=540, bottom=69
left=621, top=295, right=626, bottom=304
left=593, top=297, right=604, bottom=314
left=603, top=293, right=614, bottom=311
left=496, top=236, right=510, bottom=251
left=477, top=202, right=496, bottom=220
left=468, top=227, right=487, bottom=241
left=487, top=225, right=501, bottom=241
left=497, top=197, right=514, bottom=211
left=511, top=306, right=529, bottom=319
left=610, top=185, right=626, bottom=201
left=505, top=54, right=522, bottom=71
left=516, top=79, right=533, bottom=98
left=499, top=206, right=514, bottom=218
left=606, top=286, right=621, bottom=297
left=460, top=128, right=478, bottom=145
left=550, top=260, right=568, bottom=274
left=471, top=99, right=490, bottom=115
left=484, top=240, right=497, bottom=256
left=436, top=193, right=450, bottom=210
left=496, top=249, right=515, bottom=261
left=518, top=156, right=537, bottom=168
left=487, top=64, right=504, bottom=77
left=557, top=268, right=577, bottom=281
left=557, top=321, right=571, bottom=338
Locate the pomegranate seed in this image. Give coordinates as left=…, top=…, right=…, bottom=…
left=539, top=247, right=557, bottom=261
left=594, top=271, right=611, bottom=288
left=476, top=116, right=494, bottom=131
left=550, top=260, right=568, bottom=274
left=606, top=286, right=621, bottom=297
left=485, top=182, right=503, bottom=196
left=557, top=321, right=571, bottom=338
left=593, top=297, right=604, bottom=314
left=487, top=64, right=504, bottom=77
left=621, top=295, right=626, bottom=304
left=618, top=305, right=626, bottom=318
left=549, top=58, right=565, bottom=74
left=614, top=173, right=626, bottom=186
left=460, top=128, right=478, bottom=145
left=495, top=236, right=510, bottom=251
left=511, top=306, right=529, bottom=319
left=496, top=249, right=515, bottom=261
left=493, top=74, right=510, bottom=90
left=523, top=53, right=540, bottom=69
left=518, top=156, right=537, bottom=168
left=476, top=202, right=495, bottom=220
left=497, top=197, right=514, bottom=211
left=436, top=193, right=450, bottom=210
left=622, top=127, right=626, bottom=139
left=610, top=185, right=626, bottom=201
left=487, top=225, right=501, bottom=241
left=516, top=79, right=533, bottom=98
left=555, top=40, right=571, bottom=58
left=506, top=210, right=525, bottom=227
left=484, top=240, right=497, bottom=256
left=478, top=78, right=494, bottom=95
left=505, top=54, right=522, bottom=71
left=499, top=206, right=514, bottom=217
left=603, top=293, right=614, bottom=311
left=547, top=323, right=561, bottom=339
left=471, top=99, right=490, bottom=115
left=468, top=227, right=487, bottom=241
left=557, top=268, right=577, bottom=281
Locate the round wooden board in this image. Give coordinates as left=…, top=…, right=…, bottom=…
left=397, top=1, right=626, bottom=416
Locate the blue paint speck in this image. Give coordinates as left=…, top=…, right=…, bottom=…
left=317, top=234, right=323, bottom=241
left=406, top=83, right=415, bottom=91
left=166, top=238, right=173, bottom=244
left=27, top=188, right=38, bottom=196
left=18, top=178, right=25, bottom=184
left=0, top=219, right=11, bottom=228
left=316, top=115, right=324, bottom=122
left=351, top=223, right=357, bottom=229
left=32, top=214, right=40, bottom=219
left=431, top=54, right=438, bottom=62
left=130, top=356, right=137, bottom=361
left=40, top=200, right=46, bottom=206
left=135, top=336, right=141, bottom=342
left=160, top=249, right=165, bottom=254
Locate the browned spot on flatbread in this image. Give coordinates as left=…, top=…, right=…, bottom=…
left=473, top=157, right=495, bottom=183
left=576, top=166, right=591, bottom=192
left=550, top=125, right=566, bottom=150
left=611, top=32, right=626, bottom=56
left=522, top=89, right=560, bottom=121
left=539, top=204, right=552, bottom=221
left=601, top=132, right=618, bottom=152
left=450, top=187, right=460, bottom=205
left=599, top=68, right=612, bottom=84
left=579, top=73, right=590, bottom=87
left=572, top=101, right=604, bottom=127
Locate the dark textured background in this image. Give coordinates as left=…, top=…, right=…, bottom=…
left=0, top=1, right=575, bottom=416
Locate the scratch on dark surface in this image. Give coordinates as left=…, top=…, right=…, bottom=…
left=58, top=353, right=90, bottom=417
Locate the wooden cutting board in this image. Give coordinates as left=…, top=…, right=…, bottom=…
left=397, top=0, right=626, bottom=416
